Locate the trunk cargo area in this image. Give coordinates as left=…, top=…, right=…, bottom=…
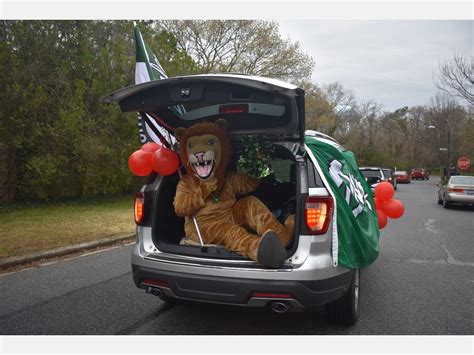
left=150, top=142, right=303, bottom=260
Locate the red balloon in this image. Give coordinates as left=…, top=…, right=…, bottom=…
left=141, top=142, right=162, bottom=153
left=152, top=147, right=179, bottom=176
left=376, top=209, right=388, bottom=229
left=375, top=182, right=394, bottom=203
left=373, top=196, right=387, bottom=209
left=128, top=150, right=153, bottom=176
left=381, top=199, right=405, bottom=219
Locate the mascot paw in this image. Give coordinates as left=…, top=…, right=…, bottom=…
left=257, top=231, right=287, bottom=269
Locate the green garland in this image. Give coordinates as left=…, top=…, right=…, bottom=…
left=237, top=135, right=274, bottom=178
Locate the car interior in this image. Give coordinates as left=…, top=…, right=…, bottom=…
left=151, top=140, right=299, bottom=260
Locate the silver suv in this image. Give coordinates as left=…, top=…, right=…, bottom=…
left=104, top=74, right=360, bottom=325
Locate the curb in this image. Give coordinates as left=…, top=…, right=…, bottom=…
left=0, top=233, right=135, bottom=270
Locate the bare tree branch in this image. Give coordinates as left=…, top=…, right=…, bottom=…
left=435, top=52, right=474, bottom=105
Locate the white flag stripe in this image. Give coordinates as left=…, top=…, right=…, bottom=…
left=135, top=62, right=150, bottom=84
left=145, top=113, right=176, bottom=145
left=144, top=121, right=163, bottom=145
left=149, top=62, right=167, bottom=79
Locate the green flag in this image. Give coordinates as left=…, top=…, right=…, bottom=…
left=305, top=135, right=380, bottom=269
left=133, top=24, right=185, bottom=145
left=134, top=25, right=168, bottom=83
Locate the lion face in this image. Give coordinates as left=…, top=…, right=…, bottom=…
left=175, top=119, right=231, bottom=187
left=186, top=133, right=222, bottom=180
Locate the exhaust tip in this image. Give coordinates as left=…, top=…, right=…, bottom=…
left=146, top=286, right=163, bottom=297
left=271, top=301, right=289, bottom=313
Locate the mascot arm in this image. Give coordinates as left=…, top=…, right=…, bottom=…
left=230, top=171, right=261, bottom=195
left=173, top=175, right=216, bottom=217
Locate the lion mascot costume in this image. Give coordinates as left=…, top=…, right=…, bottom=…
left=173, top=119, right=294, bottom=268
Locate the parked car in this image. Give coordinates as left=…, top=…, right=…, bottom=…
left=382, top=168, right=397, bottom=190
left=394, top=170, right=411, bottom=184
left=411, top=168, right=429, bottom=180
left=359, top=167, right=384, bottom=193
left=437, top=175, right=474, bottom=208
left=104, top=74, right=369, bottom=325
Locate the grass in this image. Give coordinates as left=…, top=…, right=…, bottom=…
left=0, top=196, right=135, bottom=260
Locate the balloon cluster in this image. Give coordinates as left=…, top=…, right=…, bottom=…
left=128, top=142, right=179, bottom=177
left=374, top=182, right=405, bottom=230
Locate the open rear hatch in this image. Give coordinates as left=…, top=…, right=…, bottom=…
left=103, top=74, right=305, bottom=144
left=104, top=74, right=306, bottom=261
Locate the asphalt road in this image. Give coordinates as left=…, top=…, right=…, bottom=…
left=0, top=177, right=472, bottom=335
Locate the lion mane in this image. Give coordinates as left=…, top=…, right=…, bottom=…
left=174, top=119, right=232, bottom=192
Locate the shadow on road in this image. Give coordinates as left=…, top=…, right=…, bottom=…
left=132, top=300, right=358, bottom=335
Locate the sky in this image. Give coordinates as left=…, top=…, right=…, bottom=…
left=278, top=20, right=473, bottom=112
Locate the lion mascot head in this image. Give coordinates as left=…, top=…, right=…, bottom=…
left=174, top=118, right=232, bottom=191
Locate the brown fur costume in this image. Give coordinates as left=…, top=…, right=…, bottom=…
left=173, top=119, right=293, bottom=267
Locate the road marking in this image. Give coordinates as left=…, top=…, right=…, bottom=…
left=441, top=244, right=474, bottom=267
left=424, top=218, right=439, bottom=234
left=0, top=242, right=136, bottom=277
left=388, top=257, right=474, bottom=267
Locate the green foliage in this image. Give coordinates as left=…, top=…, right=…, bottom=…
left=0, top=20, right=199, bottom=202
left=237, top=136, right=273, bottom=178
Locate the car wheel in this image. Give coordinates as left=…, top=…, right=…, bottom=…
left=443, top=196, right=450, bottom=209
left=325, top=269, right=360, bottom=326
left=437, top=195, right=442, bottom=205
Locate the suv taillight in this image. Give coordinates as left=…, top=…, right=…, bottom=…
left=134, top=192, right=145, bottom=224
left=305, top=196, right=333, bottom=235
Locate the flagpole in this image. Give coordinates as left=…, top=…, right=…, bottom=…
left=165, top=130, right=205, bottom=249
left=134, top=23, right=204, bottom=249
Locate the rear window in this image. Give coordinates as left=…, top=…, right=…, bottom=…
left=307, top=159, right=325, bottom=187
left=271, top=159, right=293, bottom=183
left=395, top=171, right=407, bottom=175
left=120, top=81, right=296, bottom=133
left=450, top=176, right=474, bottom=185
left=360, top=169, right=382, bottom=178
left=382, top=169, right=391, bottom=179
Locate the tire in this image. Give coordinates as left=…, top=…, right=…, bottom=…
left=437, top=196, right=442, bottom=205
left=443, top=196, right=450, bottom=209
left=325, top=269, right=360, bottom=326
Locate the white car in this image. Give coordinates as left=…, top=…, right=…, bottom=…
left=438, top=175, right=474, bottom=208
left=359, top=167, right=384, bottom=194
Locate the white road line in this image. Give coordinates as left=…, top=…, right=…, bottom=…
left=424, top=218, right=439, bottom=234
left=441, top=244, right=474, bottom=267
left=0, top=242, right=136, bottom=277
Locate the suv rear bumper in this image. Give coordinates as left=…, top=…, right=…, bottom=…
left=132, top=264, right=353, bottom=311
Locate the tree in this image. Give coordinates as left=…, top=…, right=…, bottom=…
left=159, top=20, right=315, bottom=82
left=0, top=20, right=200, bottom=202
left=435, top=52, right=474, bottom=105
